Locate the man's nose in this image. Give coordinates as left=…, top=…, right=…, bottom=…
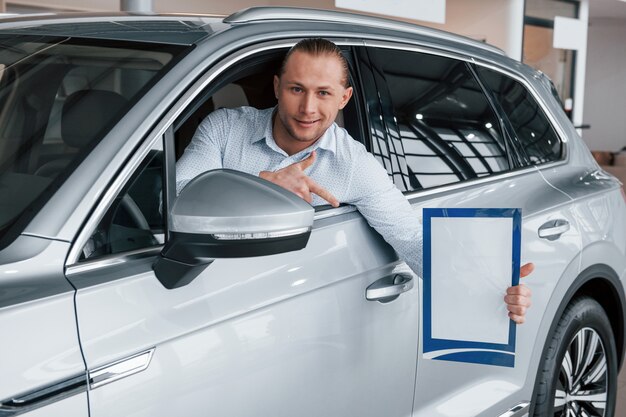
left=299, top=92, right=316, bottom=114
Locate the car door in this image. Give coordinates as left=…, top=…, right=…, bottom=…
left=64, top=40, right=418, bottom=417
left=362, top=42, right=582, bottom=416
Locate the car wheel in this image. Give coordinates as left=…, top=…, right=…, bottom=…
left=532, top=297, right=617, bottom=416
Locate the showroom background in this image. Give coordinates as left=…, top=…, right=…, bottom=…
left=2, top=0, right=626, bottom=414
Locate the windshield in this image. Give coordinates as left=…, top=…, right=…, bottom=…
left=0, top=34, right=188, bottom=247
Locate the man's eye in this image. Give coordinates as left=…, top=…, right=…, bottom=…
left=291, top=87, right=302, bottom=93
left=319, top=91, right=330, bottom=96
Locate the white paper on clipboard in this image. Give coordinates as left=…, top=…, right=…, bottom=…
left=430, top=216, right=512, bottom=344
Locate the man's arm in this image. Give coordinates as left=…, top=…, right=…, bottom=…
left=345, top=149, right=423, bottom=276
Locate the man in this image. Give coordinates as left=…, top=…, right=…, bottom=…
left=177, top=38, right=533, bottom=323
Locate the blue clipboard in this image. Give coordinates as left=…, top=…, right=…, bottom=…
left=422, top=208, right=522, bottom=368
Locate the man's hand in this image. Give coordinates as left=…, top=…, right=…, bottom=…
left=259, top=150, right=339, bottom=207
left=505, top=262, right=534, bottom=324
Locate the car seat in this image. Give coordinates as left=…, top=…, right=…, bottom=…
left=35, top=89, right=127, bottom=178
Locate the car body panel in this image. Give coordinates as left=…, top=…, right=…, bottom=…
left=0, top=237, right=85, bottom=410
left=67, top=216, right=418, bottom=417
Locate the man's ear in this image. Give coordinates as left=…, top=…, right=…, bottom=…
left=338, top=86, right=353, bottom=110
left=273, top=75, right=280, bottom=99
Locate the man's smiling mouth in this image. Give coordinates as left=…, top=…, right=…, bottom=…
left=295, top=119, right=319, bottom=126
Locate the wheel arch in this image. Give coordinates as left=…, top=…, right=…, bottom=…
left=574, top=268, right=626, bottom=369
left=530, top=263, right=626, bottom=413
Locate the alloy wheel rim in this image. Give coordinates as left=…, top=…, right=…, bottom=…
left=553, top=327, right=608, bottom=416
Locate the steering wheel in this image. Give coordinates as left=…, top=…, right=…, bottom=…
left=81, top=194, right=155, bottom=260
left=118, top=194, right=151, bottom=230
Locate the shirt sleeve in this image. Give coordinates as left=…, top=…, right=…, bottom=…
left=345, top=148, right=423, bottom=277
left=175, top=109, right=230, bottom=194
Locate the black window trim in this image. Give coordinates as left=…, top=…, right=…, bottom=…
left=357, top=45, right=413, bottom=191
left=466, top=62, right=521, bottom=170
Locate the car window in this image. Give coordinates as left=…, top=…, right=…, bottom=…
left=80, top=141, right=164, bottom=260
left=367, top=47, right=509, bottom=191
left=0, top=34, right=188, bottom=249
left=475, top=66, right=562, bottom=165
left=173, top=45, right=366, bottom=208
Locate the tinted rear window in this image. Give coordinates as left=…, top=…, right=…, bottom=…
left=475, top=66, right=562, bottom=165
left=368, top=47, right=509, bottom=191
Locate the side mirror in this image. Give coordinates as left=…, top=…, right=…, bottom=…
left=153, top=169, right=314, bottom=289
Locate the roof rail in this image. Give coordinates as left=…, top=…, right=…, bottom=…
left=224, top=7, right=505, bottom=56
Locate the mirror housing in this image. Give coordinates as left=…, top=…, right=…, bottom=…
left=153, top=169, right=314, bottom=289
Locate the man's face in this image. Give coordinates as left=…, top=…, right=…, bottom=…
left=273, top=51, right=353, bottom=154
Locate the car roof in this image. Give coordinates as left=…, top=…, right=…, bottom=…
left=0, top=13, right=227, bottom=45
left=0, top=7, right=505, bottom=55
left=226, top=7, right=505, bottom=56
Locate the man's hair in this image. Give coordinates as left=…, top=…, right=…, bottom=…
left=279, top=38, right=351, bottom=88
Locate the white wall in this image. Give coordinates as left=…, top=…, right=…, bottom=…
left=8, top=0, right=116, bottom=11
left=418, top=0, right=524, bottom=60
left=8, top=0, right=525, bottom=58
left=582, top=18, right=626, bottom=151
left=153, top=0, right=525, bottom=58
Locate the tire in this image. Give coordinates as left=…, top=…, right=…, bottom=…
left=532, top=297, right=618, bottom=416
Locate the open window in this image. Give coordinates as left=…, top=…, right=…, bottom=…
left=172, top=45, right=367, bottom=170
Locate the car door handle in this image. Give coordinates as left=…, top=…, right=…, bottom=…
left=366, top=273, right=414, bottom=303
left=538, top=219, right=570, bottom=241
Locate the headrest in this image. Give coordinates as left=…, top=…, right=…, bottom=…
left=212, top=84, right=248, bottom=109
left=62, top=90, right=127, bottom=148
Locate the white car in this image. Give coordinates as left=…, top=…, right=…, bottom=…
left=0, top=7, right=624, bottom=417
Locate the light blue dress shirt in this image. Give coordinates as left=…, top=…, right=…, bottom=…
left=176, top=106, right=423, bottom=275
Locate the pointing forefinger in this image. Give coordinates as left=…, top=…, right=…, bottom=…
left=308, top=178, right=339, bottom=207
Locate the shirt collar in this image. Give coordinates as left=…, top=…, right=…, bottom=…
left=251, top=106, right=338, bottom=156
